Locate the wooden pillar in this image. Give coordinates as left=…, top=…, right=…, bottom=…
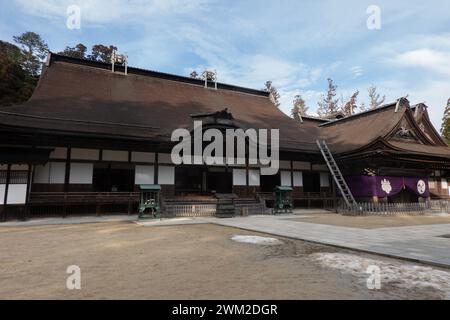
left=154, top=152, right=159, bottom=185
left=24, top=164, right=33, bottom=221
left=64, top=148, right=71, bottom=192
left=63, top=148, right=71, bottom=218
left=290, top=160, right=294, bottom=187
left=332, top=178, right=337, bottom=212
left=245, top=160, right=249, bottom=197
left=2, top=164, right=11, bottom=222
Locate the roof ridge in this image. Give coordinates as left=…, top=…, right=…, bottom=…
left=49, top=53, right=270, bottom=98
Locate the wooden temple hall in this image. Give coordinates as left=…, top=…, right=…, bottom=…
left=0, top=53, right=450, bottom=220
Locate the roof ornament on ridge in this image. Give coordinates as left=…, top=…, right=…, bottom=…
left=111, top=50, right=128, bottom=75
left=201, top=70, right=218, bottom=90
left=394, top=96, right=409, bottom=113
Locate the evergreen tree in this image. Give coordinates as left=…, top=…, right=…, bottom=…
left=0, top=40, right=37, bottom=106
left=264, top=81, right=281, bottom=108
left=189, top=70, right=200, bottom=79
left=59, top=43, right=88, bottom=59
left=88, top=44, right=118, bottom=63
left=317, top=78, right=339, bottom=117
left=13, top=31, right=49, bottom=76
left=441, top=99, right=450, bottom=145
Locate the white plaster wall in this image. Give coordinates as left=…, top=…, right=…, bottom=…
left=0, top=184, right=5, bottom=205
left=280, top=171, right=292, bottom=187
left=158, top=166, right=175, bottom=185
left=248, top=169, right=260, bottom=186
left=320, top=172, right=330, bottom=187
left=442, top=179, right=448, bottom=190
left=50, top=163, right=66, bottom=184
left=233, top=169, right=246, bottom=186
left=34, top=164, right=50, bottom=184
left=135, top=166, right=154, bottom=185
left=293, top=171, right=303, bottom=187
left=6, top=184, right=27, bottom=204
left=33, top=163, right=65, bottom=184
left=70, top=163, right=93, bottom=184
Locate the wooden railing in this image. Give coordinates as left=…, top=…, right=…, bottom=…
left=256, top=192, right=334, bottom=200
left=337, top=200, right=450, bottom=216
left=30, top=192, right=139, bottom=204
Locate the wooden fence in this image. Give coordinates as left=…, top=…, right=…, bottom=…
left=164, top=204, right=217, bottom=217
left=337, top=200, right=450, bottom=216
left=164, top=202, right=267, bottom=217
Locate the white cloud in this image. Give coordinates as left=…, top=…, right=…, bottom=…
left=351, top=66, right=364, bottom=79
left=13, top=0, right=209, bottom=23
left=393, top=49, right=450, bottom=76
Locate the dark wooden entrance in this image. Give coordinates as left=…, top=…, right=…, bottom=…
left=175, top=166, right=232, bottom=196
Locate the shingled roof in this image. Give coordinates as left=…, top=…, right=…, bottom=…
left=319, top=98, right=450, bottom=158
left=0, top=53, right=320, bottom=151
left=0, top=53, right=449, bottom=159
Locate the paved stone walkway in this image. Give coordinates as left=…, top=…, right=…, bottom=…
left=206, top=215, right=450, bottom=268
left=3, top=213, right=450, bottom=268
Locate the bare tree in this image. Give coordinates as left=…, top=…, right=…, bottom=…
left=368, top=85, right=386, bottom=109
left=264, top=81, right=281, bottom=108
left=342, top=91, right=359, bottom=116
left=317, top=78, right=339, bottom=117
left=291, top=94, right=308, bottom=120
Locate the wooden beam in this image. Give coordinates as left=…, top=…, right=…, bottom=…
left=2, top=164, right=11, bottom=221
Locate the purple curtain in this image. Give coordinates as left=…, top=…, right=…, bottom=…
left=345, top=176, right=429, bottom=198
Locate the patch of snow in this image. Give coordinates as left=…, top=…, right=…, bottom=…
left=231, top=235, right=283, bottom=245
left=310, top=252, right=450, bottom=299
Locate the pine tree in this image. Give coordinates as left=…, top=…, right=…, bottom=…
left=59, top=43, right=88, bottom=59
left=342, top=91, right=359, bottom=116
left=0, top=41, right=37, bottom=106
left=441, top=98, right=450, bottom=145
left=291, top=94, right=308, bottom=120
left=368, top=85, right=385, bottom=109
left=88, top=44, right=118, bottom=63
left=317, top=78, right=339, bottom=117
left=13, top=31, right=49, bottom=76
left=190, top=71, right=200, bottom=79
left=264, top=81, right=281, bottom=108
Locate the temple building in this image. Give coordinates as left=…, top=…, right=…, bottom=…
left=0, top=54, right=449, bottom=220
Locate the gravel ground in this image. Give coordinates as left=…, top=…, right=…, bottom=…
left=0, top=222, right=446, bottom=299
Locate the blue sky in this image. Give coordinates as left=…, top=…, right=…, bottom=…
left=1, top=0, right=449, bottom=129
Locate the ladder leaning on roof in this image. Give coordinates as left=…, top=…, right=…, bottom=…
left=316, top=140, right=357, bottom=207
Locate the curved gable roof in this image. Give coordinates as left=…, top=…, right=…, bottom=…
left=0, top=54, right=320, bottom=150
